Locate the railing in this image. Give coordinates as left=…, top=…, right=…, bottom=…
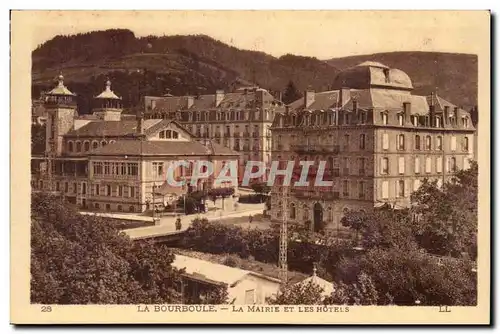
left=291, top=144, right=340, bottom=153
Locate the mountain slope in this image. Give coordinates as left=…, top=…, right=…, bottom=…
left=327, top=51, right=478, bottom=109
left=32, top=29, right=339, bottom=113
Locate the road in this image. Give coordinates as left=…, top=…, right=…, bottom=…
left=81, top=203, right=265, bottom=241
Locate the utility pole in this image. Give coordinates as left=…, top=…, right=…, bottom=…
left=279, top=185, right=289, bottom=284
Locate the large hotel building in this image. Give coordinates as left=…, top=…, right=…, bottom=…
left=269, top=62, right=476, bottom=230
left=143, top=87, right=286, bottom=181
left=31, top=76, right=239, bottom=213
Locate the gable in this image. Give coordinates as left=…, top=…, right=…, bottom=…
left=146, top=119, right=193, bottom=142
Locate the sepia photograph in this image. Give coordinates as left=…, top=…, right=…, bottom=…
left=11, top=10, right=490, bottom=324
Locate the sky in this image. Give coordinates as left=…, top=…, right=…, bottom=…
left=30, top=11, right=486, bottom=60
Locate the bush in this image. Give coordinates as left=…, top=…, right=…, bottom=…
left=238, top=194, right=265, bottom=204
left=222, top=254, right=241, bottom=268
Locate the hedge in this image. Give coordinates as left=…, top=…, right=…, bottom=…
left=180, top=218, right=352, bottom=275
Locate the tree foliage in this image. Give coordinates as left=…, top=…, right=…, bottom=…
left=267, top=281, right=326, bottom=305
left=31, top=193, right=229, bottom=304
left=282, top=80, right=302, bottom=104
left=31, top=124, right=46, bottom=155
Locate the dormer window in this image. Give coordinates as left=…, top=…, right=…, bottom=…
left=383, top=68, right=390, bottom=83
left=398, top=113, right=404, bottom=126
left=435, top=117, right=441, bottom=128
left=381, top=112, right=388, bottom=125
left=412, top=116, right=418, bottom=126
left=462, top=117, right=469, bottom=128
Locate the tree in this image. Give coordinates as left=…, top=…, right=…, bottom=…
left=326, top=272, right=381, bottom=305
left=250, top=182, right=271, bottom=203
left=31, top=124, right=46, bottom=155
left=266, top=281, right=326, bottom=305
left=411, top=162, right=478, bottom=258
left=31, top=193, right=189, bottom=304
left=282, top=80, right=302, bottom=104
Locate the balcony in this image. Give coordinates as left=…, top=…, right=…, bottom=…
left=291, top=144, right=340, bottom=154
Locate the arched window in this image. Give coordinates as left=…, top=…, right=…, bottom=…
left=289, top=203, right=296, bottom=219
left=450, top=157, right=457, bottom=172
left=67, top=141, right=74, bottom=152
left=463, top=136, right=469, bottom=151
left=172, top=131, right=179, bottom=139
left=397, top=134, right=405, bottom=150
left=101, top=140, right=107, bottom=147
left=92, top=141, right=99, bottom=150
left=159, top=130, right=165, bottom=139
left=303, top=204, right=309, bottom=220
left=109, top=140, right=116, bottom=144
left=415, top=135, right=421, bottom=150
left=129, top=205, right=135, bottom=212
left=83, top=141, right=90, bottom=151
left=166, top=130, right=172, bottom=139
left=327, top=207, right=333, bottom=222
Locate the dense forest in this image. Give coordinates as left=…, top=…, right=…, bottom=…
left=32, top=29, right=478, bottom=116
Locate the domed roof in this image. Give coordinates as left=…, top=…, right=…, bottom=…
left=332, top=62, right=413, bottom=91
left=47, top=74, right=75, bottom=96
left=95, top=80, right=121, bottom=100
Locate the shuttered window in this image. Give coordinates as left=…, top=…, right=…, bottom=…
left=382, top=133, right=389, bottom=150
left=398, top=157, right=405, bottom=174
left=414, top=157, right=420, bottom=174
left=425, top=157, right=432, bottom=173
left=381, top=181, right=389, bottom=199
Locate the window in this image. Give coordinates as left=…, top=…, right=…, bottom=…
left=425, top=157, right=432, bottom=174
left=412, top=116, right=418, bottom=126
left=82, top=182, right=86, bottom=195
left=382, top=133, right=389, bottom=150
left=95, top=184, right=100, bottom=196
left=358, top=158, right=365, bottom=175
left=381, top=181, right=389, bottom=199
left=436, top=136, right=443, bottom=150
left=129, top=186, right=135, bottom=198
left=343, top=134, right=350, bottom=150
left=64, top=182, right=68, bottom=193
left=67, top=141, right=74, bottom=152
left=55, top=182, right=60, bottom=191
left=106, top=204, right=111, bottom=211
left=106, top=185, right=111, bottom=196
left=342, top=158, right=349, bottom=175
left=415, top=135, right=421, bottom=150
left=359, top=134, right=366, bottom=150
left=397, top=180, right=405, bottom=198
left=153, top=162, right=164, bottom=176
left=397, top=134, right=405, bottom=150
left=463, top=157, right=471, bottom=170
left=84, top=141, right=90, bottom=151
left=166, top=130, right=172, bottom=139
left=342, top=180, right=349, bottom=197
left=451, top=136, right=457, bottom=151
left=462, top=117, right=469, bottom=128
left=437, top=157, right=443, bottom=173
left=415, top=157, right=420, bottom=174
left=398, top=114, right=404, bottom=126
left=129, top=206, right=135, bottom=213
left=381, top=157, right=389, bottom=175
left=463, top=136, right=469, bottom=151
left=290, top=203, right=296, bottom=219
left=413, top=179, right=421, bottom=191
left=172, top=131, right=179, bottom=139
left=381, top=112, right=388, bottom=125
left=117, top=205, right=122, bottom=212
left=425, top=136, right=432, bottom=150
left=118, top=185, right=123, bottom=197
left=159, top=131, right=165, bottom=139
left=398, top=157, right=405, bottom=174
left=358, top=181, right=365, bottom=199
left=92, top=141, right=99, bottom=149
left=101, top=140, right=107, bottom=147
left=435, top=117, right=441, bottom=127
left=95, top=203, right=100, bottom=209
left=450, top=157, right=457, bottom=172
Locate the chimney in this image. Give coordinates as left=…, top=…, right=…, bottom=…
left=352, top=98, right=358, bottom=112
left=340, top=88, right=350, bottom=108
left=304, top=90, right=315, bottom=108
left=403, top=102, right=411, bottom=120
left=187, top=96, right=194, bottom=109
left=136, top=108, right=144, bottom=137
left=429, top=103, right=436, bottom=127
left=215, top=90, right=225, bottom=107
left=454, top=107, right=459, bottom=125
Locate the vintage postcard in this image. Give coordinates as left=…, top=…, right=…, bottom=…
left=11, top=10, right=490, bottom=324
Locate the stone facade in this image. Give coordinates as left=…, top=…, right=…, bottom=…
left=269, top=62, right=476, bottom=231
